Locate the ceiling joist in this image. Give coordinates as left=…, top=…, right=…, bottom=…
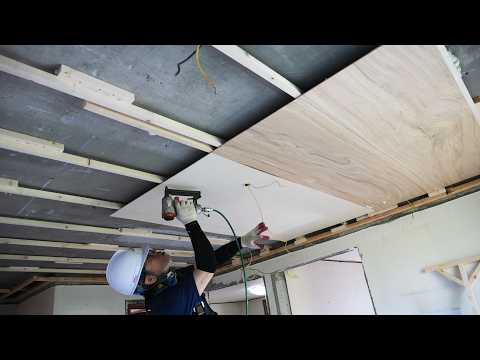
left=0, top=276, right=38, bottom=300
left=0, top=253, right=189, bottom=267
left=211, top=45, right=302, bottom=98
left=83, top=102, right=214, bottom=153
left=0, top=177, right=123, bottom=210
left=0, top=267, right=106, bottom=274
left=0, top=216, right=230, bottom=245
left=1, top=276, right=110, bottom=302
left=0, top=237, right=194, bottom=258
left=0, top=253, right=108, bottom=264
left=0, top=55, right=222, bottom=150
left=0, top=128, right=164, bottom=183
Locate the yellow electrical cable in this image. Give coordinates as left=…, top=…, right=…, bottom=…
left=195, top=45, right=216, bottom=93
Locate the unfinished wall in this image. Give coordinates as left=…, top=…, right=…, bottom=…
left=53, top=285, right=142, bottom=315
left=240, top=298, right=265, bottom=315
left=210, top=298, right=265, bottom=315
left=17, top=287, right=55, bottom=315
left=212, top=191, right=480, bottom=315
left=210, top=302, right=243, bottom=315
left=0, top=304, right=17, bottom=314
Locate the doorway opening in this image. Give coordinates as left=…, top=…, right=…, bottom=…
left=205, top=277, right=268, bottom=315
left=284, top=248, right=376, bottom=315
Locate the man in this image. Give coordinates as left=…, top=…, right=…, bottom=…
left=106, top=197, right=270, bottom=315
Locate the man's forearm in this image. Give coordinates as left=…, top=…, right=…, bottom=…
left=215, top=238, right=242, bottom=266
left=185, top=220, right=216, bottom=273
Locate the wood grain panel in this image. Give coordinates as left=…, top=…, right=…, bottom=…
left=216, top=45, right=480, bottom=210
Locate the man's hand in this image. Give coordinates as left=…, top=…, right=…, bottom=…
left=174, top=197, right=197, bottom=225
left=240, top=222, right=270, bottom=249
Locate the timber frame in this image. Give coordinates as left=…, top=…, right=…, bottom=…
left=425, top=255, right=480, bottom=314
left=0, top=275, right=108, bottom=303
left=0, top=54, right=223, bottom=151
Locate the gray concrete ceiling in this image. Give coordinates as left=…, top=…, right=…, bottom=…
left=2, top=44, right=476, bottom=302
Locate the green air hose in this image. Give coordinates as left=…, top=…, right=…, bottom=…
left=212, top=209, right=249, bottom=315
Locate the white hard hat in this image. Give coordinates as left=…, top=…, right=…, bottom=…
left=106, top=247, right=150, bottom=296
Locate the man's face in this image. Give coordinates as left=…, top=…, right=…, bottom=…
left=143, top=251, right=171, bottom=285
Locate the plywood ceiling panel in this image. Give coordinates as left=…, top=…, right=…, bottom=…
left=112, top=155, right=369, bottom=241
left=216, top=45, right=480, bottom=211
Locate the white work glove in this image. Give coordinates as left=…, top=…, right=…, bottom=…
left=240, top=222, right=270, bottom=249
left=174, top=197, right=198, bottom=225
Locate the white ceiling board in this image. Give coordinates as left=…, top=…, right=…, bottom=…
left=112, top=154, right=369, bottom=241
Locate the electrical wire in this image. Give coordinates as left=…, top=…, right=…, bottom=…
left=246, top=185, right=264, bottom=223
left=250, top=180, right=287, bottom=189
left=195, top=45, right=217, bottom=94
left=211, top=208, right=249, bottom=315
left=175, top=47, right=198, bottom=76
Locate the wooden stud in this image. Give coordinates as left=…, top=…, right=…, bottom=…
left=35, top=276, right=107, bottom=283
left=0, top=254, right=109, bottom=265
left=424, top=255, right=480, bottom=273
left=211, top=45, right=302, bottom=98
left=260, top=245, right=272, bottom=255
left=0, top=128, right=164, bottom=183
left=11, top=282, right=52, bottom=303
left=330, top=222, right=348, bottom=234
left=55, top=65, right=135, bottom=104
left=0, top=216, right=229, bottom=245
left=366, top=205, right=399, bottom=218
left=0, top=267, right=106, bottom=274
left=294, top=236, right=308, bottom=245
left=83, top=102, right=214, bottom=153
left=436, top=268, right=464, bottom=286
left=355, top=214, right=369, bottom=222
left=0, top=276, right=38, bottom=300
left=0, top=250, right=190, bottom=269
left=0, top=177, right=123, bottom=209
left=469, top=262, right=480, bottom=285
left=0, top=237, right=194, bottom=258
left=0, top=55, right=222, bottom=149
left=428, top=188, right=447, bottom=198
left=459, top=264, right=480, bottom=315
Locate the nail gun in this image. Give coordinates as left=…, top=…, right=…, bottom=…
left=161, top=186, right=203, bottom=221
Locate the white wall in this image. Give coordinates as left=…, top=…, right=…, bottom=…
left=212, top=191, right=480, bottom=315
left=17, top=287, right=55, bottom=315
left=53, top=285, right=142, bottom=315
left=285, top=256, right=375, bottom=315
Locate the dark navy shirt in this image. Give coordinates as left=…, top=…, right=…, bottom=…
left=147, top=267, right=203, bottom=315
